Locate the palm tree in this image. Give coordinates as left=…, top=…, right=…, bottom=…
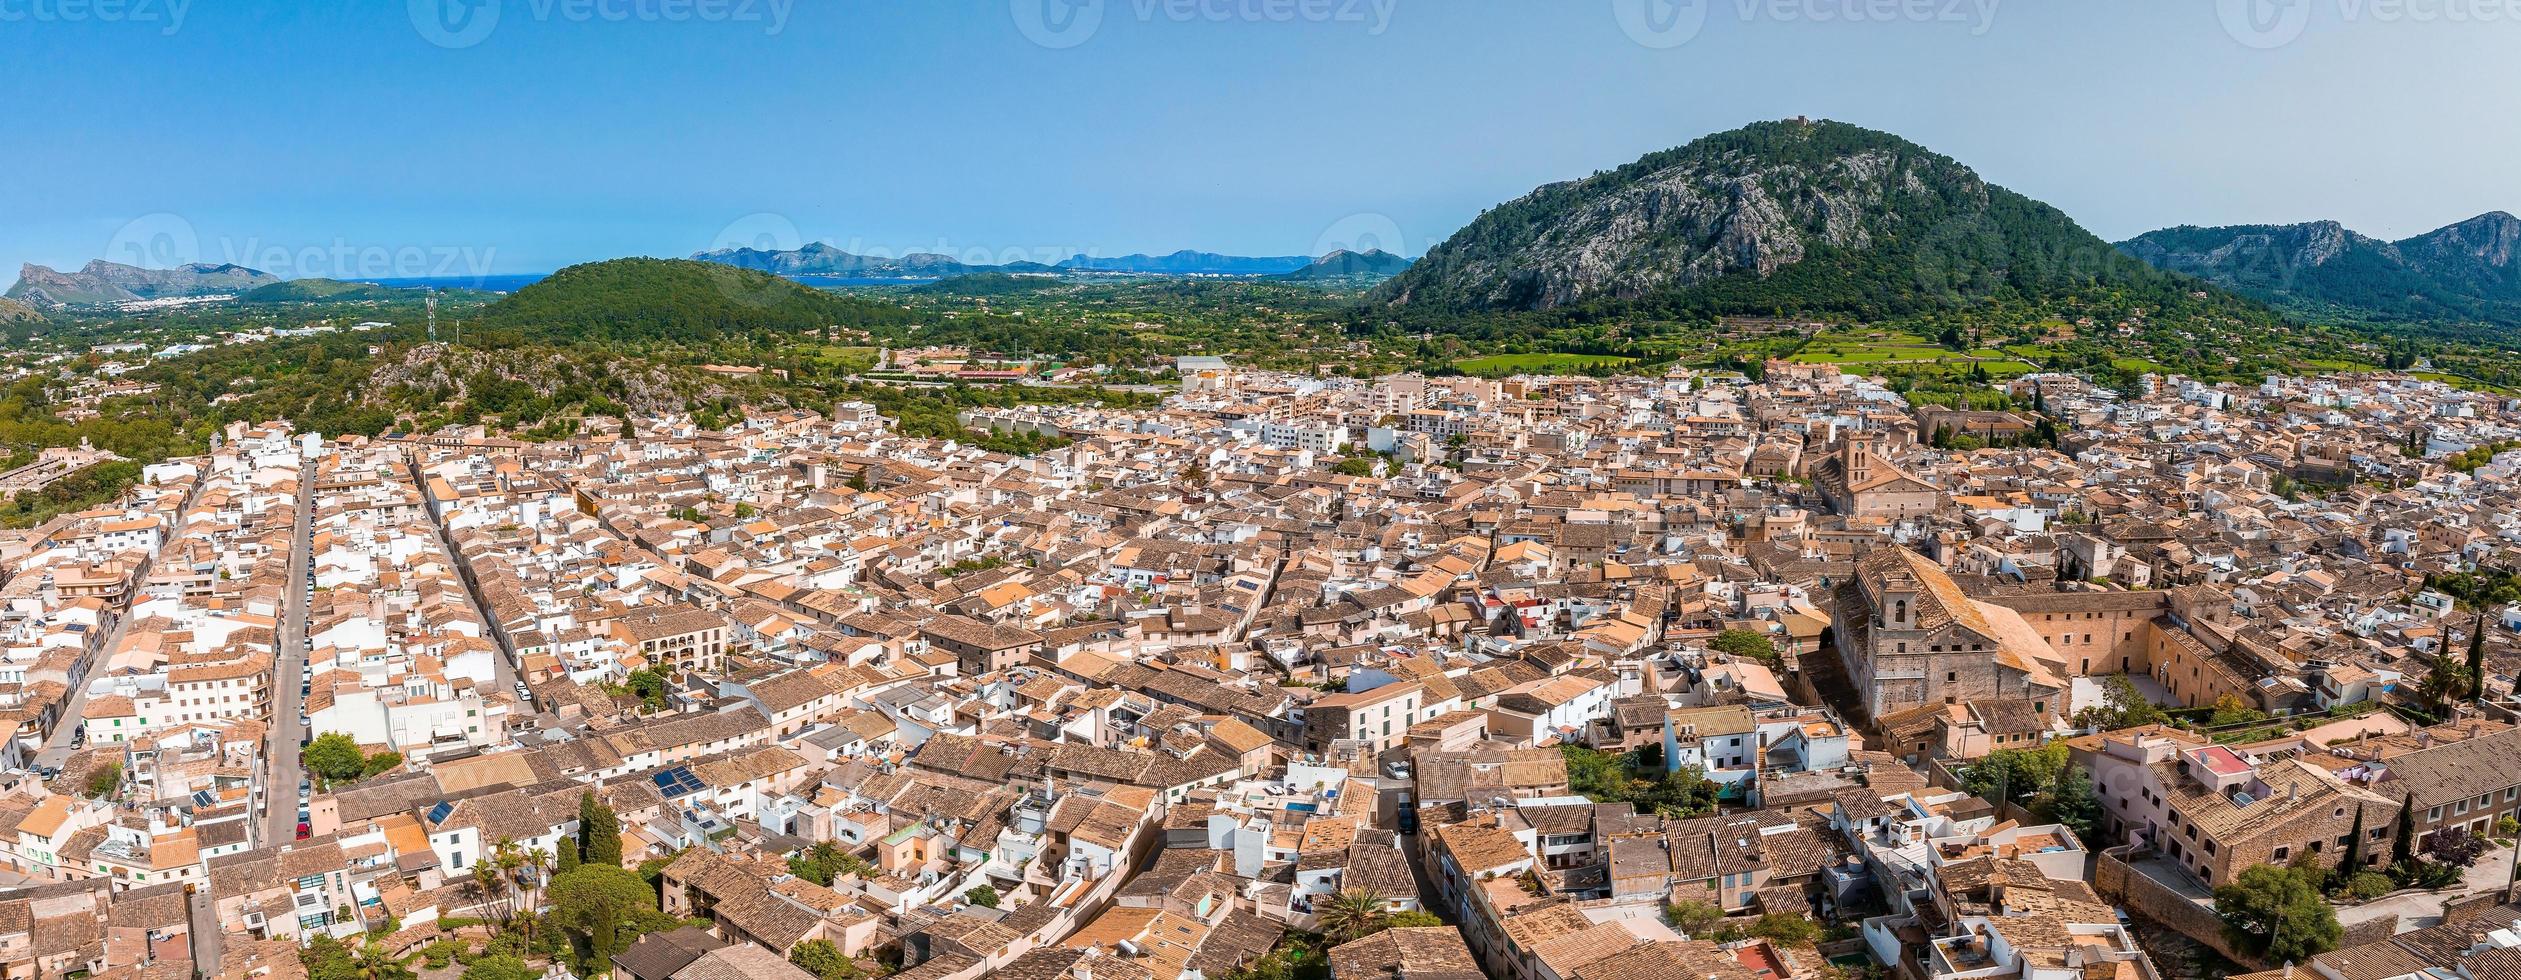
left=488, top=836, right=526, bottom=928
left=520, top=845, right=553, bottom=934
left=2419, top=653, right=2474, bottom=717
left=352, top=939, right=417, bottom=980
left=471, top=862, right=504, bottom=926
left=1315, top=888, right=1390, bottom=942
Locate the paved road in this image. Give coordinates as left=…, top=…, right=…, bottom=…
left=259, top=457, right=315, bottom=847
left=29, top=606, right=135, bottom=773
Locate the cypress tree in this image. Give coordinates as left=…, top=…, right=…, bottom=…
left=2391, top=793, right=2416, bottom=867
left=578, top=790, right=623, bottom=869
left=2468, top=611, right=2490, bottom=705
left=2337, top=804, right=2365, bottom=878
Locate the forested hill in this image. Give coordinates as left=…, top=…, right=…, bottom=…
left=1373, top=118, right=2268, bottom=326
left=467, top=257, right=916, bottom=344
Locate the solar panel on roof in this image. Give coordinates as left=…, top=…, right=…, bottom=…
left=426, top=801, right=455, bottom=824
left=651, top=766, right=705, bottom=798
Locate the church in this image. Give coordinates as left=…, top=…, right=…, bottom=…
left=1832, top=546, right=2066, bottom=721
left=1811, top=432, right=1939, bottom=524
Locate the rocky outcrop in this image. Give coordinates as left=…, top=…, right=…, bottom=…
left=1373, top=118, right=2152, bottom=314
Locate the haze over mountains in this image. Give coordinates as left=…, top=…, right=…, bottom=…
left=8, top=259, right=280, bottom=307
left=686, top=244, right=1362, bottom=279
left=2117, top=212, right=2521, bottom=328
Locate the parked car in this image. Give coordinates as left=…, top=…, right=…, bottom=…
left=295, top=822, right=310, bottom=840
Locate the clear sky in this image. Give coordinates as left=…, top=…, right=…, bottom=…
left=5, top=0, right=2517, bottom=284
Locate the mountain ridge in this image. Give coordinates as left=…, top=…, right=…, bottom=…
left=691, top=244, right=1331, bottom=279
left=8, top=259, right=281, bottom=307
left=2118, top=212, right=2521, bottom=326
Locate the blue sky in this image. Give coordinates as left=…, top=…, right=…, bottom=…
left=5, top=0, right=2517, bottom=284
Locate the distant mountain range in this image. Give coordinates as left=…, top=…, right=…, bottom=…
left=8, top=259, right=280, bottom=307
left=2117, top=212, right=2521, bottom=327
left=689, top=244, right=1356, bottom=279
left=1372, top=118, right=2222, bottom=321
left=1055, top=250, right=1315, bottom=275
left=1279, top=249, right=1414, bottom=280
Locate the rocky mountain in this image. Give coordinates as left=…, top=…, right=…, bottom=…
left=7, top=259, right=280, bottom=307
left=2119, top=212, right=2521, bottom=326
left=1278, top=248, right=1413, bottom=281
left=0, top=296, right=39, bottom=322
left=1374, top=119, right=2197, bottom=317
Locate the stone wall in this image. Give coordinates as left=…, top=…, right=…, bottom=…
left=2096, top=845, right=2267, bottom=972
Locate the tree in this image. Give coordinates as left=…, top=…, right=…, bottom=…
left=346, top=939, right=417, bottom=980
left=305, top=732, right=368, bottom=784
left=2425, top=826, right=2490, bottom=868
left=964, top=885, right=1001, bottom=908
left=2392, top=794, right=2417, bottom=866
left=1963, top=744, right=2066, bottom=807
left=578, top=791, right=622, bottom=869
left=548, top=864, right=663, bottom=975
left=2040, top=765, right=2103, bottom=844
left=1315, top=889, right=1390, bottom=943
left=2214, top=864, right=2341, bottom=964
left=1386, top=909, right=1443, bottom=928
left=461, top=956, right=541, bottom=980
left=85, top=761, right=122, bottom=798
left=2468, top=611, right=2490, bottom=705
left=2336, top=805, right=2367, bottom=880
left=2075, top=674, right=2167, bottom=731
left=1749, top=912, right=1822, bottom=948
left=2418, top=654, right=2474, bottom=716
left=520, top=846, right=553, bottom=932
left=1663, top=899, right=1725, bottom=937
left=2207, top=693, right=2266, bottom=728
left=626, top=669, right=668, bottom=710
left=1709, top=628, right=1778, bottom=663
left=790, top=939, right=863, bottom=980
left=1637, top=765, right=1722, bottom=819
left=301, top=935, right=362, bottom=980
left=789, top=841, right=877, bottom=886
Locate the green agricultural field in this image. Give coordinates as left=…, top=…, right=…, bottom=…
left=1789, top=332, right=2032, bottom=377
left=1453, top=352, right=1638, bottom=375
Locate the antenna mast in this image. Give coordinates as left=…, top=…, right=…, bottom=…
left=426, top=288, right=440, bottom=344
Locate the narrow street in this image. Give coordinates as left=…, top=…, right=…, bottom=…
left=188, top=885, right=222, bottom=975
left=259, top=456, right=315, bottom=847
left=28, top=604, right=136, bottom=774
